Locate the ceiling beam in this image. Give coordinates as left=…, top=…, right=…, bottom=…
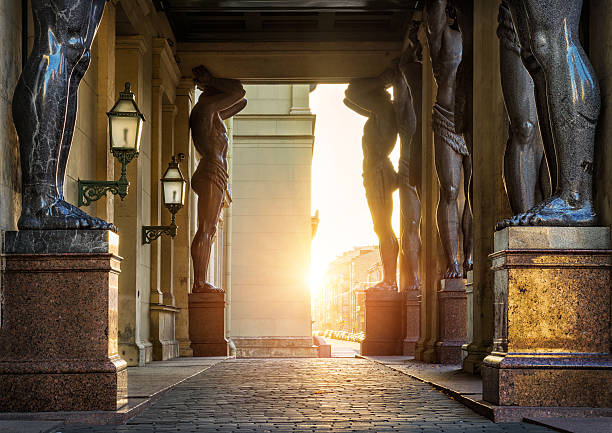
left=176, top=40, right=402, bottom=82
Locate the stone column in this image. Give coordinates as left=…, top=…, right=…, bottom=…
left=149, top=39, right=181, bottom=361
left=115, top=35, right=153, bottom=366
left=94, top=2, right=115, bottom=224
left=161, top=104, right=178, bottom=305
left=462, top=0, right=510, bottom=373
left=415, top=28, right=443, bottom=362
left=173, top=78, right=195, bottom=357
left=401, top=57, right=423, bottom=357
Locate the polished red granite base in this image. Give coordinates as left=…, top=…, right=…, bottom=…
left=0, top=243, right=127, bottom=412
left=435, top=279, right=467, bottom=364
left=188, top=292, right=228, bottom=356
left=361, top=289, right=403, bottom=356
left=403, top=290, right=420, bottom=356
left=482, top=227, right=612, bottom=407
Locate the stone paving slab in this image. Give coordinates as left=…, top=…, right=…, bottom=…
left=363, top=356, right=612, bottom=425
left=0, top=420, right=62, bottom=433
left=0, top=357, right=226, bottom=426
left=524, top=417, right=612, bottom=433
left=52, top=358, right=555, bottom=432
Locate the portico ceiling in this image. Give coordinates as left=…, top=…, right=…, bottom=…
left=159, top=0, right=423, bottom=82
left=157, top=1, right=422, bottom=42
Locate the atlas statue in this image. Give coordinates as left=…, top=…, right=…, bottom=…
left=499, top=0, right=599, bottom=228
left=498, top=0, right=551, bottom=215
left=190, top=66, right=247, bottom=293
left=426, top=0, right=471, bottom=279
left=344, top=46, right=422, bottom=291
left=12, top=0, right=112, bottom=231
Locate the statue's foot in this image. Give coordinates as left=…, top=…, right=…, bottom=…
left=463, top=258, right=473, bottom=277
left=368, top=280, right=398, bottom=291
left=18, top=199, right=116, bottom=232
left=401, top=281, right=421, bottom=291
left=443, top=262, right=463, bottom=279
left=496, top=196, right=597, bottom=231
left=193, top=281, right=225, bottom=294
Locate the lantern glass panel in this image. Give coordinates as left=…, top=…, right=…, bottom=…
left=163, top=180, right=185, bottom=205
left=110, top=116, right=141, bottom=150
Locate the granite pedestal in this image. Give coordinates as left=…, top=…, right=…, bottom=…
left=482, top=227, right=612, bottom=407
left=361, top=288, right=403, bottom=356
left=0, top=230, right=127, bottom=412
left=188, top=291, right=228, bottom=356
left=403, top=289, right=420, bottom=356
left=435, top=278, right=467, bottom=364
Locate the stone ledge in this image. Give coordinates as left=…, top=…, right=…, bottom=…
left=3, top=230, right=119, bottom=255
left=232, top=337, right=318, bottom=358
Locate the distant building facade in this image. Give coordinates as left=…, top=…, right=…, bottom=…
left=313, top=247, right=379, bottom=334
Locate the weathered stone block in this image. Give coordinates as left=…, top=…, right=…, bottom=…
left=189, top=292, right=228, bottom=357
left=0, top=230, right=127, bottom=412
left=435, top=279, right=467, bottom=364
left=482, top=227, right=612, bottom=407
left=361, top=289, right=403, bottom=356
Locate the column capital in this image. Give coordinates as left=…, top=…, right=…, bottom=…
left=116, top=35, right=147, bottom=57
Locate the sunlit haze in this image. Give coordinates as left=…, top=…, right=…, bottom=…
left=309, top=84, right=400, bottom=296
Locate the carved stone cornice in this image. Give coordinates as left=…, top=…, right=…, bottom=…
left=153, top=38, right=181, bottom=104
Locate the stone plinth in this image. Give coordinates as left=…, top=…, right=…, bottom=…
left=189, top=292, right=228, bottom=356
left=0, top=230, right=127, bottom=412
left=435, top=279, right=467, bottom=364
left=232, top=337, right=318, bottom=358
left=361, top=289, right=403, bottom=356
left=150, top=304, right=180, bottom=361
left=403, top=289, right=420, bottom=356
left=482, top=227, right=612, bottom=407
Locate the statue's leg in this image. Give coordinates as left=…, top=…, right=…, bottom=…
left=58, top=0, right=106, bottom=200
left=398, top=152, right=421, bottom=291
left=461, top=153, right=473, bottom=275
left=506, top=0, right=558, bottom=196
left=434, top=137, right=463, bottom=279
left=191, top=180, right=225, bottom=293
left=365, top=165, right=399, bottom=289
left=499, top=0, right=543, bottom=215
left=13, top=0, right=111, bottom=230
left=505, top=0, right=599, bottom=226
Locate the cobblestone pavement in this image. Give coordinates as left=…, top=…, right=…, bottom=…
left=55, top=359, right=553, bottom=433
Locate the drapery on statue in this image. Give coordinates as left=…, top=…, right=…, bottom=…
left=426, top=0, right=470, bottom=279
left=498, top=0, right=551, bottom=215
left=12, top=0, right=112, bottom=230
left=344, top=49, right=421, bottom=291
left=190, top=66, right=246, bottom=293
left=499, top=0, right=599, bottom=228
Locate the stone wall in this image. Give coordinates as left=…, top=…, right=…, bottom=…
left=591, top=1, right=612, bottom=227
left=0, top=2, right=22, bottom=232
left=230, top=84, right=315, bottom=338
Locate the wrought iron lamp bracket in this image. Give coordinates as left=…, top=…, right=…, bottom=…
left=77, top=150, right=138, bottom=207
left=142, top=213, right=179, bottom=245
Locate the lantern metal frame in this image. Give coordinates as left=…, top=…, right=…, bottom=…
left=142, top=153, right=187, bottom=244
left=78, top=82, right=145, bottom=207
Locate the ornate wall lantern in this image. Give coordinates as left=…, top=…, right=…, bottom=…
left=142, top=153, right=187, bottom=244
left=78, top=82, right=145, bottom=206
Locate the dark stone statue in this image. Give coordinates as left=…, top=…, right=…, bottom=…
left=344, top=49, right=421, bottom=291
left=499, top=0, right=599, bottom=228
left=190, top=66, right=246, bottom=293
left=12, top=0, right=112, bottom=230
left=498, top=0, right=551, bottom=215
left=426, top=0, right=470, bottom=279
left=453, top=0, right=474, bottom=275
left=396, top=25, right=423, bottom=292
